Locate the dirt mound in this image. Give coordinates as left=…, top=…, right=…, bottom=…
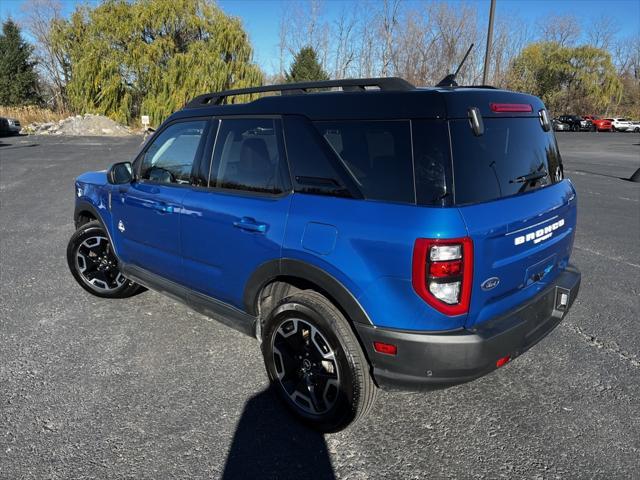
left=23, top=114, right=133, bottom=136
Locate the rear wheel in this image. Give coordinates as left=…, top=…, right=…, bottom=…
left=261, top=291, right=376, bottom=432
left=67, top=221, right=144, bottom=298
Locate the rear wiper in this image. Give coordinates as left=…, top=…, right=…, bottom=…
left=510, top=167, right=548, bottom=184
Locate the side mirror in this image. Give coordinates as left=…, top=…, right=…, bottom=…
left=107, top=162, right=133, bottom=185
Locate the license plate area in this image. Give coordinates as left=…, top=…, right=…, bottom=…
left=525, top=254, right=557, bottom=286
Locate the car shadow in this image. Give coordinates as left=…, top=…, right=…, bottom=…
left=221, top=385, right=336, bottom=480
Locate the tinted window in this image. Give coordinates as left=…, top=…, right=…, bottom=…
left=140, top=121, right=206, bottom=184
left=283, top=116, right=355, bottom=198
left=314, top=120, right=414, bottom=203
left=412, top=120, right=453, bottom=206
left=209, top=118, right=286, bottom=194
left=450, top=118, right=563, bottom=204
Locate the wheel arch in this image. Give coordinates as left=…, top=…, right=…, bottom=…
left=244, top=259, right=373, bottom=327
left=73, top=200, right=121, bottom=257
left=245, top=259, right=377, bottom=381
left=74, top=201, right=104, bottom=228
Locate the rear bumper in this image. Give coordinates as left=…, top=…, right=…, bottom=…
left=355, top=265, right=581, bottom=391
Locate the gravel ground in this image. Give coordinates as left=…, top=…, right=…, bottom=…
left=1, top=132, right=639, bottom=479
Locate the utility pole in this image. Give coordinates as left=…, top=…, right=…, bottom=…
left=482, top=0, right=496, bottom=85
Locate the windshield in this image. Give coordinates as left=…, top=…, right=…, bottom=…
left=449, top=118, right=564, bottom=204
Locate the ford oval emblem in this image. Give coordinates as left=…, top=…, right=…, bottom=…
left=481, top=277, right=500, bottom=291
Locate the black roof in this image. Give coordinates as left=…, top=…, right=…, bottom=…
left=171, top=77, right=544, bottom=122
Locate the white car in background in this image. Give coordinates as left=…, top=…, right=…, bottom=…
left=627, top=120, right=640, bottom=133
left=605, top=118, right=632, bottom=132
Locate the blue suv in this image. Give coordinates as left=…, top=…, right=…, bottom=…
left=67, top=78, right=581, bottom=431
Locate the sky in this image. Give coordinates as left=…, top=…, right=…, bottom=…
left=1, top=0, right=639, bottom=74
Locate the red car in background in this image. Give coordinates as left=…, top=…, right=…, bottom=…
left=583, top=115, right=613, bottom=132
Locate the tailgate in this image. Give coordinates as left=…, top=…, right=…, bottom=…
left=458, top=180, right=577, bottom=328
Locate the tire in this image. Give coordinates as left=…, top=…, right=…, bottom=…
left=261, top=290, right=377, bottom=432
left=571, top=124, right=579, bottom=132
left=66, top=221, right=144, bottom=298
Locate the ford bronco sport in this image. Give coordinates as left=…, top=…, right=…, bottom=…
left=67, top=77, right=581, bottom=431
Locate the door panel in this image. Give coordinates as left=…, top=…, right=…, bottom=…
left=111, top=182, right=186, bottom=282
left=181, top=191, right=291, bottom=307
left=110, top=119, right=209, bottom=283
left=180, top=117, right=291, bottom=309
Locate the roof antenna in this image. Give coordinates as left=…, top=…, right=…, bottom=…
left=436, top=43, right=474, bottom=88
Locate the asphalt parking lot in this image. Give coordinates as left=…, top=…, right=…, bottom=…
left=1, top=132, right=639, bottom=479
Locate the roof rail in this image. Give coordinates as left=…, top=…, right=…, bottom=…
left=184, top=77, right=415, bottom=109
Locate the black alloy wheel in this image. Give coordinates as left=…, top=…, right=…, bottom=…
left=262, top=291, right=377, bottom=432
left=67, top=221, right=143, bottom=298
left=271, top=317, right=341, bottom=416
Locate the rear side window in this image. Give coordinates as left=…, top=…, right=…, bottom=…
left=314, top=120, right=414, bottom=203
left=283, top=116, right=355, bottom=198
left=450, top=118, right=563, bottom=204
left=412, top=120, right=453, bottom=206
left=209, top=118, right=287, bottom=194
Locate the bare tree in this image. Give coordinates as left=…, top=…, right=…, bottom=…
left=379, top=0, right=401, bottom=76
left=489, top=14, right=532, bottom=87
left=277, top=0, right=331, bottom=74
left=537, top=14, right=581, bottom=46
left=330, top=3, right=364, bottom=79
left=21, top=0, right=69, bottom=111
left=586, top=15, right=620, bottom=51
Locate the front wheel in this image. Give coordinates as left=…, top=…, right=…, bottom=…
left=66, top=221, right=144, bottom=298
left=262, top=291, right=377, bottom=432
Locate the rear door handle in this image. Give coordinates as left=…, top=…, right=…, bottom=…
left=233, top=217, right=268, bottom=233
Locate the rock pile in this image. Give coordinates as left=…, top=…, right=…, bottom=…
left=23, top=114, right=132, bottom=136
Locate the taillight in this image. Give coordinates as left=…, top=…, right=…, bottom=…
left=412, top=238, right=473, bottom=316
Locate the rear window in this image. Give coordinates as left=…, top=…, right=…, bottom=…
left=314, top=120, right=414, bottom=203
left=450, top=118, right=563, bottom=204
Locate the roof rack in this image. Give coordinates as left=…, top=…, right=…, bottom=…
left=184, top=77, right=415, bottom=109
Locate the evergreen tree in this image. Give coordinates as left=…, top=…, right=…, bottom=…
left=286, top=47, right=329, bottom=83
left=0, top=19, right=40, bottom=105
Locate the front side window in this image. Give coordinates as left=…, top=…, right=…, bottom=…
left=314, top=120, right=414, bottom=203
left=209, top=118, right=286, bottom=194
left=140, top=120, right=207, bottom=184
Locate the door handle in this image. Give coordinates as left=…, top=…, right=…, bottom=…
left=233, top=217, right=268, bottom=233
left=151, top=202, right=175, bottom=214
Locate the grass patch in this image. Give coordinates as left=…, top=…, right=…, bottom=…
left=0, top=106, right=69, bottom=125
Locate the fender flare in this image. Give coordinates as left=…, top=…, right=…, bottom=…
left=73, top=200, right=120, bottom=256
left=74, top=200, right=106, bottom=228
left=243, top=258, right=373, bottom=326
